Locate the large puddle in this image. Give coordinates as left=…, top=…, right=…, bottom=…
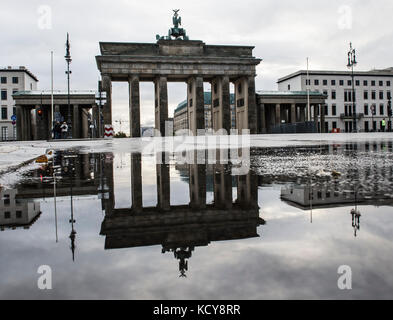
left=0, top=141, right=392, bottom=299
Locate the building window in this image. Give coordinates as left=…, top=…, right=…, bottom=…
left=4, top=212, right=11, bottom=219
left=12, top=77, right=18, bottom=84
left=380, top=104, right=384, bottom=115
left=16, top=211, right=22, bottom=219
left=306, top=79, right=311, bottom=85
left=387, top=81, right=391, bottom=87
left=339, top=80, right=344, bottom=86
left=0, top=77, right=6, bottom=84
left=288, top=84, right=290, bottom=90
left=371, top=80, right=376, bottom=86
left=348, top=80, right=352, bottom=86
left=363, top=80, right=368, bottom=86
left=1, top=107, right=7, bottom=120
left=332, top=121, right=337, bottom=129
left=331, top=80, right=336, bottom=86
left=1, top=126, right=8, bottom=141
left=323, top=90, right=328, bottom=96
left=364, top=104, right=369, bottom=115
left=364, top=91, right=369, bottom=100
left=365, top=121, right=369, bottom=132
left=331, top=91, right=336, bottom=100
left=332, top=105, right=336, bottom=116
left=314, top=79, right=319, bottom=86
left=355, top=80, right=360, bottom=86
left=325, top=105, right=328, bottom=116
left=379, top=80, right=383, bottom=86
left=323, top=80, right=328, bottom=86
left=379, top=91, right=384, bottom=100
left=1, top=90, right=7, bottom=100
left=372, top=91, right=376, bottom=100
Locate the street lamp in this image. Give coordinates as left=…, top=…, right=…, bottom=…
left=65, top=33, right=72, bottom=138
left=347, top=42, right=357, bottom=132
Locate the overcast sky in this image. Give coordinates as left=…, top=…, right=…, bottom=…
left=1, top=0, right=393, bottom=131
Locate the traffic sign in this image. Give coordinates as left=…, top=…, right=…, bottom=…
left=11, top=115, right=16, bottom=121
left=12, top=120, right=16, bottom=125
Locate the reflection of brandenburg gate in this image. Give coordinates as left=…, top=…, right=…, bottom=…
left=96, top=40, right=261, bottom=136
left=100, top=152, right=264, bottom=275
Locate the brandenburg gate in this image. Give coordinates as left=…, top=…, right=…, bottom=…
left=96, top=10, right=261, bottom=137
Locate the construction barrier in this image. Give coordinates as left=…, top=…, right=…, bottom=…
left=104, top=125, right=114, bottom=139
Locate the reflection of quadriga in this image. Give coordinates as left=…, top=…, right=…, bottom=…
left=100, top=160, right=265, bottom=277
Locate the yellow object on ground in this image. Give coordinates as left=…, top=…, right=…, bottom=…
left=35, top=155, right=48, bottom=163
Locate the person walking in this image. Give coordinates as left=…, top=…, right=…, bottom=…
left=54, top=121, right=61, bottom=139
left=60, top=121, right=68, bottom=139
left=382, top=118, right=386, bottom=132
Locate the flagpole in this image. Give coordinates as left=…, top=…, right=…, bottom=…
left=307, top=57, right=310, bottom=122
left=51, top=51, right=54, bottom=138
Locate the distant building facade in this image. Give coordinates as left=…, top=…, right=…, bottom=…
left=0, top=66, right=38, bottom=140
left=174, top=92, right=236, bottom=133
left=277, top=68, right=393, bottom=132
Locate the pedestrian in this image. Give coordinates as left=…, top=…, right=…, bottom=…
left=381, top=118, right=386, bottom=132
left=54, top=121, right=61, bottom=139
left=60, top=121, right=68, bottom=139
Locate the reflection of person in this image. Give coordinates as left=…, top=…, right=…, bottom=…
left=381, top=118, right=386, bottom=132
left=60, top=121, right=68, bottom=139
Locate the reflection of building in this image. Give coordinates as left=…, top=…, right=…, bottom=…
left=100, top=152, right=264, bottom=277
left=278, top=68, right=393, bottom=132
left=0, top=188, right=41, bottom=231
left=0, top=66, right=38, bottom=141
left=173, top=92, right=236, bottom=132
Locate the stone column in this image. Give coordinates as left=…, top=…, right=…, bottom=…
left=131, top=153, right=142, bottom=213
left=187, top=76, right=204, bottom=135
left=16, top=106, right=23, bottom=141
left=260, top=103, right=267, bottom=134
left=102, top=75, right=112, bottom=126
left=275, top=104, right=281, bottom=125
left=73, top=105, right=80, bottom=139
left=291, top=103, right=297, bottom=123
left=129, top=75, right=141, bottom=138
left=81, top=108, right=89, bottom=138
left=156, top=153, right=170, bottom=211
left=320, top=104, right=326, bottom=133
left=154, top=76, right=168, bottom=136
left=247, top=76, right=258, bottom=134
left=25, top=108, right=32, bottom=141
left=313, top=105, right=319, bottom=132
left=300, top=105, right=306, bottom=122
left=211, top=76, right=231, bottom=133
left=92, top=105, right=98, bottom=138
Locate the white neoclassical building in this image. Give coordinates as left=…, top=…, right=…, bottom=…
left=0, top=66, right=38, bottom=140
left=277, top=67, right=393, bottom=133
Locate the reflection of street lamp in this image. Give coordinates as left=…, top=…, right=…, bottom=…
left=350, top=208, right=361, bottom=237
left=347, top=42, right=357, bottom=132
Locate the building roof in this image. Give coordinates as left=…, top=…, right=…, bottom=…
left=13, top=90, right=96, bottom=96
left=175, top=92, right=235, bottom=113
left=0, top=66, right=39, bottom=82
left=277, top=68, right=393, bottom=83
left=256, top=90, right=325, bottom=97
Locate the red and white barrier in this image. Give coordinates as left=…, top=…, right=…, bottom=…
left=104, top=125, right=114, bottom=139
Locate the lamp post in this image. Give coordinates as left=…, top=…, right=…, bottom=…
left=65, top=33, right=72, bottom=138
left=347, top=42, right=357, bottom=132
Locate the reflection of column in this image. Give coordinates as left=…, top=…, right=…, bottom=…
left=102, top=74, right=112, bottom=126
left=275, top=104, right=281, bottom=125
left=73, top=105, right=80, bottom=139
left=154, top=77, right=168, bottom=136
left=103, top=154, right=115, bottom=215
left=189, top=162, right=206, bottom=210
left=237, top=171, right=258, bottom=209
left=156, top=153, right=170, bottom=211
left=131, top=153, right=142, bottom=213
left=211, top=76, right=230, bottom=132
left=291, top=103, right=296, bottom=124
left=129, top=75, right=141, bottom=138
left=187, top=76, right=204, bottom=135
left=214, top=164, right=232, bottom=209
